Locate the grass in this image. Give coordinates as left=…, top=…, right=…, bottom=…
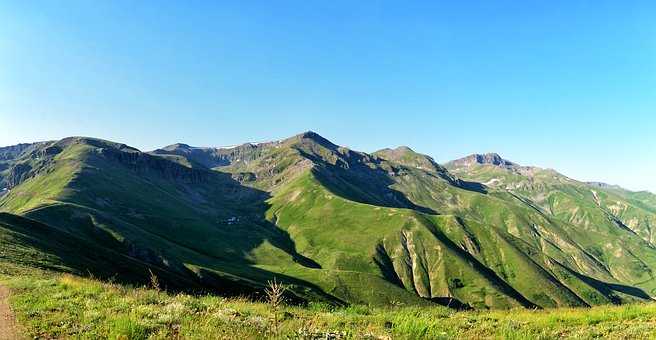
left=3, top=135, right=656, bottom=311
left=2, top=263, right=656, bottom=339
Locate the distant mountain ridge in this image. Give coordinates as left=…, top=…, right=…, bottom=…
left=586, top=181, right=626, bottom=191
left=1, top=132, right=656, bottom=309
left=445, top=152, right=518, bottom=168
left=373, top=146, right=444, bottom=173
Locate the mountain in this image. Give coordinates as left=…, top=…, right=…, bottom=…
left=445, top=152, right=517, bottom=168
left=1, top=134, right=656, bottom=310
left=0, top=142, right=46, bottom=189
left=445, top=154, right=656, bottom=243
left=586, top=182, right=625, bottom=191
left=373, top=146, right=444, bottom=173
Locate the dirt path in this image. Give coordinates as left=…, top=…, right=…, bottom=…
left=0, top=285, right=19, bottom=340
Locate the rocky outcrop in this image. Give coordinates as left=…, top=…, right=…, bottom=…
left=0, top=143, right=37, bottom=161
left=5, top=163, right=33, bottom=188
left=447, top=153, right=517, bottom=168
left=152, top=142, right=274, bottom=169
left=101, top=147, right=211, bottom=184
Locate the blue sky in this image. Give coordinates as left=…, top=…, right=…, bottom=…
left=1, top=1, right=655, bottom=192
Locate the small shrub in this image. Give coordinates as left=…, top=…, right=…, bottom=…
left=109, top=316, right=149, bottom=340
left=339, top=304, right=371, bottom=316
left=308, top=301, right=333, bottom=313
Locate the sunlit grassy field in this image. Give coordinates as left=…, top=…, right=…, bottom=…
left=2, top=262, right=656, bottom=339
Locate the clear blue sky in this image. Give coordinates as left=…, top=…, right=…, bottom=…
left=1, top=1, right=654, bottom=192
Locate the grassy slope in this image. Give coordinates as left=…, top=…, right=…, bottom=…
left=265, top=172, right=533, bottom=309
left=232, top=136, right=654, bottom=308
left=444, top=163, right=656, bottom=295
left=338, top=160, right=655, bottom=308
left=0, top=139, right=341, bottom=303
left=0, top=213, right=202, bottom=290
left=267, top=168, right=651, bottom=308
left=1, top=134, right=656, bottom=310
left=0, top=136, right=436, bottom=306
left=2, top=265, right=656, bottom=339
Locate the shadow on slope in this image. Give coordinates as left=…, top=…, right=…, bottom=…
left=456, top=179, right=488, bottom=194
left=0, top=139, right=339, bottom=304
left=290, top=132, right=492, bottom=215
left=0, top=212, right=200, bottom=289
left=564, top=265, right=653, bottom=302
left=293, top=143, right=438, bottom=214
left=0, top=210, right=339, bottom=305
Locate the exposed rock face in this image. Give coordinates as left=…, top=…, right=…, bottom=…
left=1, top=142, right=59, bottom=189
left=446, top=153, right=517, bottom=168
left=152, top=141, right=276, bottom=169
left=1, top=138, right=216, bottom=189
left=102, top=147, right=212, bottom=184
left=0, top=144, right=36, bottom=161
left=6, top=163, right=33, bottom=188
left=152, top=131, right=340, bottom=171
left=0, top=143, right=42, bottom=187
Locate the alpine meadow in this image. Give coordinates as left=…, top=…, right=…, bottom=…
left=3, top=1, right=656, bottom=339
left=1, top=132, right=656, bottom=338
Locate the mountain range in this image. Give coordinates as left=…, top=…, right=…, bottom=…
left=1, top=131, right=655, bottom=309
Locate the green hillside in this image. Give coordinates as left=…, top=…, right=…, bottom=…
left=1, top=133, right=655, bottom=310
left=4, top=268, right=656, bottom=339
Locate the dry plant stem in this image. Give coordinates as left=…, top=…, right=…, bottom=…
left=148, top=269, right=160, bottom=291
left=265, top=278, right=287, bottom=336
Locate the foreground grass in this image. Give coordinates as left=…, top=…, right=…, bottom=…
left=2, top=266, right=656, bottom=339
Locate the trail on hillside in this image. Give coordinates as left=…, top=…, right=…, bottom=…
left=0, top=285, right=19, bottom=340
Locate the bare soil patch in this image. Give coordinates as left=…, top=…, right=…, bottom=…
left=0, top=285, right=19, bottom=340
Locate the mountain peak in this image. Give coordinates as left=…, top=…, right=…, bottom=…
left=374, top=146, right=418, bottom=158
left=298, top=130, right=320, bottom=138
left=394, top=145, right=415, bottom=153
left=374, top=146, right=443, bottom=172
left=448, top=153, right=517, bottom=168
left=172, top=143, right=192, bottom=149
left=295, top=131, right=329, bottom=142
left=160, top=143, right=193, bottom=152
left=285, top=131, right=337, bottom=149
left=56, top=137, right=140, bottom=153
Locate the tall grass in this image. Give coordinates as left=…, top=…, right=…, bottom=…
left=3, top=269, right=656, bottom=339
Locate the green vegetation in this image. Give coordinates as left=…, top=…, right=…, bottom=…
left=2, top=264, right=656, bottom=339
left=1, top=132, right=656, bottom=313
